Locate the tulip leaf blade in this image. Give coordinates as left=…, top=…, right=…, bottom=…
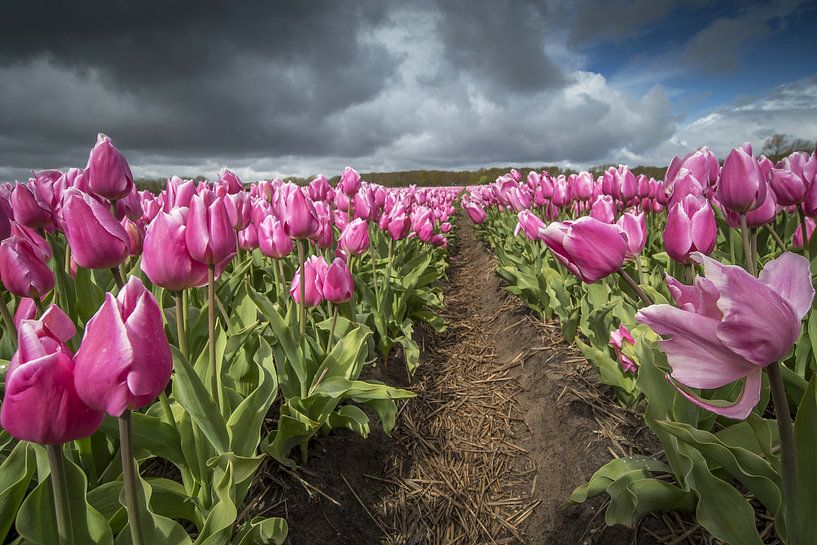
left=172, top=347, right=230, bottom=454
left=792, top=375, right=817, bottom=544
left=0, top=441, right=37, bottom=542
left=98, top=413, right=186, bottom=466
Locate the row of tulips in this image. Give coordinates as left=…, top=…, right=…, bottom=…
left=466, top=145, right=817, bottom=545
left=0, top=134, right=457, bottom=545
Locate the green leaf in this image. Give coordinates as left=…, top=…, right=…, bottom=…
left=172, top=347, right=230, bottom=454
left=17, top=449, right=114, bottom=545
left=227, top=348, right=279, bottom=457
left=313, top=377, right=415, bottom=401
left=113, top=467, right=192, bottom=545
left=234, top=517, right=288, bottom=545
left=792, top=375, right=817, bottom=544
left=0, top=441, right=37, bottom=542
left=328, top=405, right=371, bottom=437
left=570, top=456, right=671, bottom=503
left=98, top=413, right=185, bottom=466
left=604, top=472, right=695, bottom=528
left=263, top=408, right=321, bottom=468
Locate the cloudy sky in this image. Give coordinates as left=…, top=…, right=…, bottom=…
left=1, top=0, right=816, bottom=181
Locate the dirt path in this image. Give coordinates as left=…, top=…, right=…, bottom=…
left=262, top=216, right=652, bottom=544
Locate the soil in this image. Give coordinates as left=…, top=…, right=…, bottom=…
left=252, top=216, right=661, bottom=545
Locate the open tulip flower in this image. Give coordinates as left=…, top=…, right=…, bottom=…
left=141, top=208, right=209, bottom=291
left=637, top=252, right=814, bottom=419
left=540, top=216, right=628, bottom=283
left=290, top=255, right=328, bottom=307
left=1, top=305, right=104, bottom=444
left=74, top=276, right=173, bottom=417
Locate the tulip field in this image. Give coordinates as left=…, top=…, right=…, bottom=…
left=0, top=135, right=816, bottom=545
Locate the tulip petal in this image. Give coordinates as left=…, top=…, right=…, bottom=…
left=758, top=252, right=815, bottom=322
left=696, top=254, right=801, bottom=366
left=668, top=368, right=762, bottom=420
left=665, top=275, right=722, bottom=320
left=637, top=304, right=755, bottom=389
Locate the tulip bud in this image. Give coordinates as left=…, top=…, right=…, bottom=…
left=224, top=191, right=252, bottom=231
left=338, top=218, right=370, bottom=255
left=323, top=258, right=355, bottom=304
left=282, top=188, right=320, bottom=240
left=1, top=306, right=104, bottom=444
left=717, top=147, right=767, bottom=213
left=663, top=195, right=717, bottom=263
left=515, top=210, right=545, bottom=241
left=308, top=175, right=330, bottom=202
left=186, top=191, right=236, bottom=265
left=74, top=277, right=172, bottom=417
left=121, top=217, right=145, bottom=256
left=0, top=236, right=54, bottom=299
left=609, top=324, right=638, bottom=373
left=793, top=216, right=816, bottom=248
left=61, top=188, right=130, bottom=269
left=85, top=133, right=134, bottom=200
left=258, top=215, right=294, bottom=258
left=540, top=217, right=628, bottom=283
left=617, top=211, right=647, bottom=258
left=238, top=223, right=259, bottom=250
left=339, top=167, right=361, bottom=196
left=464, top=202, right=487, bottom=224
left=290, top=255, right=327, bottom=306
left=142, top=208, right=209, bottom=291
left=11, top=182, right=52, bottom=229
left=769, top=168, right=807, bottom=206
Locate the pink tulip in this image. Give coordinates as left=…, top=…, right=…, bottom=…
left=322, top=258, right=355, bottom=304
left=238, top=223, right=259, bottom=250
left=186, top=191, right=236, bottom=266
left=384, top=208, right=411, bottom=241
left=1, top=306, right=104, bottom=444
left=717, top=147, right=767, bottom=213
left=725, top=185, right=777, bottom=228
left=85, top=134, right=134, bottom=200
left=290, top=255, right=327, bottom=307
left=464, top=202, right=487, bottom=224
left=313, top=201, right=335, bottom=249
left=617, top=212, right=646, bottom=258
left=0, top=236, right=54, bottom=298
left=339, top=166, right=361, bottom=196
left=61, top=188, right=130, bottom=269
left=308, top=175, right=330, bottom=202
left=74, top=277, right=173, bottom=417
left=609, top=324, right=637, bottom=373
left=13, top=298, right=36, bottom=329
left=224, top=191, right=252, bottom=231
left=12, top=182, right=53, bottom=229
left=282, top=188, right=320, bottom=240
left=637, top=252, right=814, bottom=419
left=258, top=215, right=294, bottom=258
left=121, top=217, right=144, bottom=256
left=770, top=168, right=807, bottom=206
left=515, top=210, right=545, bottom=241
left=793, top=216, right=816, bottom=248
left=540, top=217, right=628, bottom=283
left=589, top=195, right=616, bottom=223
left=141, top=208, right=209, bottom=291
left=164, top=176, right=197, bottom=212
left=218, top=169, right=243, bottom=194
left=663, top=195, right=717, bottom=264
left=338, top=218, right=370, bottom=255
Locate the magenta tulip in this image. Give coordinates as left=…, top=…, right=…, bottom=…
left=238, top=223, right=259, bottom=250
left=0, top=236, right=54, bottom=298
left=85, top=133, right=134, bottom=200
left=258, top=215, right=294, bottom=259
left=1, top=306, right=104, bottom=444
left=609, top=324, right=637, bottom=373
left=663, top=195, right=717, bottom=264
left=282, top=188, right=320, bottom=240
left=515, top=210, right=545, bottom=241
left=637, top=252, right=814, bottom=419
left=218, top=169, right=243, bottom=194
left=339, top=166, right=361, bottom=196
left=186, top=191, right=236, bottom=266
left=717, top=147, right=767, bottom=213
left=141, top=208, right=209, bottom=291
left=121, top=217, right=144, bottom=256
left=540, top=217, right=628, bottom=283
left=308, top=175, right=330, bottom=202
left=74, top=277, right=172, bottom=417
left=224, top=191, right=252, bottom=231
left=590, top=195, right=616, bottom=223
left=11, top=183, right=52, bottom=229
left=769, top=168, right=807, bottom=206
left=61, top=188, right=130, bottom=269
left=793, top=216, right=816, bottom=248
left=290, top=255, right=328, bottom=307
left=323, top=258, right=354, bottom=304
left=464, top=202, right=487, bottom=224
left=338, top=218, right=370, bottom=255
left=617, top=212, right=647, bottom=258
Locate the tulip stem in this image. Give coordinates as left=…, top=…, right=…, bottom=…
left=381, top=238, right=394, bottom=367
left=277, top=260, right=286, bottom=298
left=297, top=240, right=306, bottom=348
left=740, top=214, right=757, bottom=276
left=111, top=267, right=125, bottom=289
left=46, top=444, right=74, bottom=545
left=34, top=297, right=45, bottom=317
left=764, top=223, right=787, bottom=251
left=798, top=207, right=811, bottom=264
left=174, top=291, right=187, bottom=358
left=118, top=411, right=146, bottom=545
left=0, top=291, right=17, bottom=347
left=635, top=254, right=644, bottom=285
left=618, top=269, right=652, bottom=307
left=207, top=265, right=219, bottom=408
left=326, top=305, right=338, bottom=353
left=767, top=361, right=797, bottom=536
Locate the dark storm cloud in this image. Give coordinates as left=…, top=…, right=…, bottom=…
left=0, top=1, right=397, bottom=170
left=566, top=0, right=680, bottom=45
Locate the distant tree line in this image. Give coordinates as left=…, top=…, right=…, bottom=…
left=762, top=133, right=815, bottom=163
